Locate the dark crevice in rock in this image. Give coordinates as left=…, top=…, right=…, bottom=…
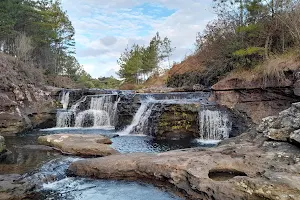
left=208, top=169, right=247, bottom=181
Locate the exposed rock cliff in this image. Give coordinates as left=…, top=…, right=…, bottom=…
left=210, top=72, right=300, bottom=124
left=0, top=53, right=57, bottom=135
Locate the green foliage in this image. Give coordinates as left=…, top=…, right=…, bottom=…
left=118, top=32, right=174, bottom=84
left=169, top=0, right=299, bottom=87
left=0, top=0, right=81, bottom=84
left=76, top=71, right=121, bottom=89
left=236, top=24, right=260, bottom=34
left=233, top=47, right=265, bottom=56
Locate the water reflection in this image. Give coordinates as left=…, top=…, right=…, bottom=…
left=1, top=128, right=217, bottom=200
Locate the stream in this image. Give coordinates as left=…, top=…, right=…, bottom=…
left=2, top=128, right=216, bottom=200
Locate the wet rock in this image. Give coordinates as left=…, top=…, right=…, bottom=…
left=0, top=174, right=36, bottom=200
left=38, top=134, right=119, bottom=157
left=68, top=134, right=300, bottom=200
left=115, top=93, right=140, bottom=130
left=0, top=136, right=5, bottom=153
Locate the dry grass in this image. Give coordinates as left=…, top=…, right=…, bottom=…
left=0, top=52, right=45, bottom=86
left=223, top=52, right=300, bottom=88
left=168, top=54, right=206, bottom=76
left=47, top=75, right=76, bottom=88
left=142, top=73, right=169, bottom=88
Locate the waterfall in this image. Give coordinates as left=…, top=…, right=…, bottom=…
left=70, top=96, right=87, bottom=111
left=56, top=94, right=119, bottom=128
left=74, top=110, right=110, bottom=127
left=198, top=109, right=232, bottom=140
left=112, top=97, right=121, bottom=124
left=73, top=96, right=115, bottom=127
left=56, top=111, right=73, bottom=127
left=121, top=94, right=205, bottom=135
left=122, top=102, right=154, bottom=135
left=60, top=91, right=70, bottom=110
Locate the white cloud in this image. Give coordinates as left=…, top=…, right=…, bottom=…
left=62, top=0, right=216, bottom=78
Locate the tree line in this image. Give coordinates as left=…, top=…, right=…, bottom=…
left=168, top=0, right=300, bottom=87
left=117, top=32, right=174, bottom=84
left=0, top=0, right=123, bottom=89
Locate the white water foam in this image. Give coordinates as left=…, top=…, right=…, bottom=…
left=70, top=96, right=87, bottom=111
left=75, top=110, right=111, bottom=127
left=198, top=109, right=232, bottom=140
left=194, top=139, right=222, bottom=145
left=56, top=111, right=72, bottom=127
left=60, top=91, right=70, bottom=110
left=56, top=94, right=119, bottom=128
left=121, top=102, right=154, bottom=135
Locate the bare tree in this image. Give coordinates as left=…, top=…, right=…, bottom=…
left=276, top=0, right=300, bottom=48
left=14, top=33, right=34, bottom=64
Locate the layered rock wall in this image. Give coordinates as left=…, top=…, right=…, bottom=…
left=211, top=77, right=300, bottom=124
left=0, top=54, right=58, bottom=135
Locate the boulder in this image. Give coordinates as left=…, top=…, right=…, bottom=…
left=68, top=133, right=300, bottom=200
left=38, top=134, right=119, bottom=157
left=258, top=102, right=300, bottom=146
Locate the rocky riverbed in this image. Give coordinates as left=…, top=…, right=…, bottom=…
left=68, top=103, right=300, bottom=200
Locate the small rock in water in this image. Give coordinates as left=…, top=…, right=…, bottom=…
left=38, top=134, right=119, bottom=157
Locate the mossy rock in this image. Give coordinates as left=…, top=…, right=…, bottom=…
left=157, top=104, right=199, bottom=140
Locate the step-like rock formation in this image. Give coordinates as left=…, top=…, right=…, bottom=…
left=211, top=76, right=300, bottom=124
left=68, top=103, right=300, bottom=200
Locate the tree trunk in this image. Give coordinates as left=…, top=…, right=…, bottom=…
left=265, top=33, right=271, bottom=60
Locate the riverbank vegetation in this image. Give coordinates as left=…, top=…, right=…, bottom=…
left=165, top=0, right=300, bottom=88
left=0, top=0, right=121, bottom=89
left=117, top=32, right=174, bottom=84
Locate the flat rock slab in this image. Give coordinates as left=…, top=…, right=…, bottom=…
left=68, top=135, right=300, bottom=200
left=38, top=134, right=119, bottom=157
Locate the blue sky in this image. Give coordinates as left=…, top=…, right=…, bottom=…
left=61, top=0, right=215, bottom=78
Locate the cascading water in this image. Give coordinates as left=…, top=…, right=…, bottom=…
left=70, top=96, right=87, bottom=111
left=55, top=90, right=233, bottom=142
left=60, top=91, right=70, bottom=110
left=74, top=95, right=116, bottom=127
left=75, top=110, right=110, bottom=127
left=56, top=111, right=73, bottom=127
left=56, top=93, right=119, bottom=128
left=112, top=97, right=121, bottom=124
left=90, top=96, right=116, bottom=123
left=198, top=109, right=232, bottom=140
left=122, top=94, right=205, bottom=135
left=122, top=101, right=155, bottom=135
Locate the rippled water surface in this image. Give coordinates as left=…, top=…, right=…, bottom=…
left=2, top=128, right=217, bottom=200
